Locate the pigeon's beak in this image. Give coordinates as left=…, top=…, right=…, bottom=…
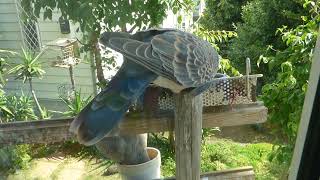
left=214, top=73, right=227, bottom=78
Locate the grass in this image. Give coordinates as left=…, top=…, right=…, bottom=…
left=201, top=141, right=288, bottom=179
left=149, top=135, right=288, bottom=179
left=4, top=132, right=289, bottom=179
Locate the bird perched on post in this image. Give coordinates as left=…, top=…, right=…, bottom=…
left=70, top=28, right=220, bottom=146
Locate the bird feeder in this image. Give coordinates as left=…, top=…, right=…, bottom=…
left=46, top=38, right=81, bottom=95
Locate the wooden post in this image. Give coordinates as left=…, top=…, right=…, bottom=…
left=174, top=90, right=203, bottom=180
left=246, top=58, right=251, bottom=99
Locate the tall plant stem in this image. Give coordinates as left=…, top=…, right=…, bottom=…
left=28, top=78, right=43, bottom=118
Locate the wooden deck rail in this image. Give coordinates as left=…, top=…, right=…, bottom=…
left=0, top=103, right=267, bottom=146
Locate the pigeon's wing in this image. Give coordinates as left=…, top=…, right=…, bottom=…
left=100, top=35, right=175, bottom=81
left=151, top=31, right=220, bottom=87
left=100, top=30, right=220, bottom=87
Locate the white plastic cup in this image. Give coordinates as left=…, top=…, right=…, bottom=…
left=118, top=147, right=161, bottom=180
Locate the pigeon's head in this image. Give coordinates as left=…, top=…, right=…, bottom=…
left=99, top=32, right=131, bottom=47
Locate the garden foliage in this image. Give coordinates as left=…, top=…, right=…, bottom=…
left=199, top=0, right=248, bottom=31
left=260, top=0, right=319, bottom=163
left=150, top=136, right=286, bottom=179
left=60, top=90, right=92, bottom=117
left=201, top=0, right=307, bottom=77
left=229, top=0, right=306, bottom=77
left=200, top=0, right=319, bottom=166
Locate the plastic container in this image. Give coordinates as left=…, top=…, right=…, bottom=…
left=118, top=147, right=161, bottom=180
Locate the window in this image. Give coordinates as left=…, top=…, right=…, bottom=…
left=15, top=0, right=41, bottom=51
left=23, top=20, right=41, bottom=51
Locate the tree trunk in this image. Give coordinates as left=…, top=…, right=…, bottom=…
left=89, top=32, right=107, bottom=88
left=93, top=47, right=107, bottom=88
left=68, top=65, right=76, bottom=93
left=29, top=78, right=43, bottom=119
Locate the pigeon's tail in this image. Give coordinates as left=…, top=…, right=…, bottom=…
left=70, top=60, right=157, bottom=146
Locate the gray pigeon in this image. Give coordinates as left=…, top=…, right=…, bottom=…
left=70, top=28, right=220, bottom=146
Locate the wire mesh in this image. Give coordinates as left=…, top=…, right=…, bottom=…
left=158, top=75, right=261, bottom=110
left=15, top=0, right=42, bottom=51
left=62, top=45, right=74, bottom=60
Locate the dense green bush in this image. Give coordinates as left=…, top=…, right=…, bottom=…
left=228, top=0, right=306, bottom=76
left=260, top=1, right=319, bottom=163
left=200, top=0, right=306, bottom=78
left=199, top=0, right=248, bottom=31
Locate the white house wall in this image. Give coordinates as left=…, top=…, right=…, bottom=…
left=0, top=0, right=22, bottom=50
left=0, top=0, right=94, bottom=106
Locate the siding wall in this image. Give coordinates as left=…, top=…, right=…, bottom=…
left=0, top=0, right=95, bottom=111
left=0, top=1, right=21, bottom=50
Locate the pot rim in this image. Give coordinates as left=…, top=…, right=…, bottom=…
left=118, top=147, right=160, bottom=168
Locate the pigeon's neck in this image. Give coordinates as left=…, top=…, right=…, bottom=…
left=152, top=76, right=185, bottom=94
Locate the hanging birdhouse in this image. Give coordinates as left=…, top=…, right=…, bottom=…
left=46, top=38, right=81, bottom=96
left=46, top=38, right=81, bottom=68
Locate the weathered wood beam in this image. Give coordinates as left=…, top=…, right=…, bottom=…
left=102, top=103, right=267, bottom=135
left=161, top=166, right=255, bottom=180
left=0, top=103, right=267, bottom=145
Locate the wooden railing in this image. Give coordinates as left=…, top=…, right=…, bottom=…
left=0, top=102, right=267, bottom=146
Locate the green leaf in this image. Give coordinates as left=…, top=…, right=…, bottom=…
left=177, top=15, right=182, bottom=24
left=281, top=61, right=293, bottom=72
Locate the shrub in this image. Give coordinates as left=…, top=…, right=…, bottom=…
left=8, top=48, right=46, bottom=118
left=228, top=0, right=306, bottom=77
left=3, top=94, right=37, bottom=122
left=60, top=90, right=92, bottom=117
left=260, top=0, right=319, bottom=164
left=0, top=145, right=32, bottom=176
left=0, top=93, right=38, bottom=176
left=199, top=0, right=248, bottom=31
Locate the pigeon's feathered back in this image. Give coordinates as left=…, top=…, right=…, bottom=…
left=70, top=29, right=220, bottom=146
left=100, top=29, right=220, bottom=88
